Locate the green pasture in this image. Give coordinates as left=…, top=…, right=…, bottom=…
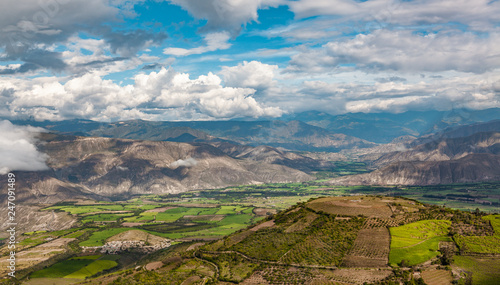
left=30, top=259, right=95, bottom=278
left=389, top=220, right=452, bottom=266
left=64, top=260, right=118, bottom=279
left=79, top=228, right=131, bottom=247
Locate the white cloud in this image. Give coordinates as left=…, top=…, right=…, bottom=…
left=164, top=32, right=231, bottom=56
left=167, top=0, right=285, bottom=34
left=220, top=61, right=278, bottom=89
left=287, top=30, right=500, bottom=74
left=170, top=157, right=197, bottom=168
left=289, top=0, right=500, bottom=30
left=0, top=120, right=48, bottom=174
left=0, top=67, right=283, bottom=121
left=290, top=70, right=500, bottom=114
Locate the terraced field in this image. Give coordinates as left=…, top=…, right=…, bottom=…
left=342, top=227, right=390, bottom=267
left=389, top=220, right=452, bottom=266
left=421, top=269, right=453, bottom=285
left=454, top=215, right=500, bottom=254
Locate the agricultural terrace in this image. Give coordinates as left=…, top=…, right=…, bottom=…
left=342, top=227, right=390, bottom=268
left=306, top=196, right=423, bottom=219
left=389, top=220, right=452, bottom=266
left=454, top=214, right=500, bottom=254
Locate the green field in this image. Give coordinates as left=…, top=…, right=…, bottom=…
left=79, top=228, right=132, bottom=247
left=389, top=220, right=452, bottom=266
left=64, top=260, right=118, bottom=279
left=454, top=256, right=500, bottom=285
left=454, top=215, right=500, bottom=254
left=31, top=255, right=118, bottom=279
left=30, top=259, right=96, bottom=278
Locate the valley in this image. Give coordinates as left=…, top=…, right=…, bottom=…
left=1, top=112, right=499, bottom=284
left=1, top=180, right=499, bottom=284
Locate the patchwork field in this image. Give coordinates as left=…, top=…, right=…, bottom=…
left=421, top=269, right=453, bottom=285
left=454, top=215, right=500, bottom=254
left=2, top=181, right=499, bottom=283
left=306, top=196, right=394, bottom=218
left=31, top=255, right=118, bottom=279
left=389, top=220, right=452, bottom=266
left=342, top=227, right=390, bottom=267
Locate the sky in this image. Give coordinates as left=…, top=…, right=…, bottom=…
left=0, top=0, right=499, bottom=122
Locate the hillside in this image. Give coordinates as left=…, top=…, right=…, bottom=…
left=77, top=196, right=500, bottom=285
left=0, top=133, right=324, bottom=235
left=374, top=131, right=500, bottom=166
left=9, top=133, right=317, bottom=201
left=332, top=153, right=500, bottom=185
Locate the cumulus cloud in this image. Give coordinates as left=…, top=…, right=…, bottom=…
left=170, top=157, right=198, bottom=168
left=290, top=71, right=500, bottom=114
left=163, top=32, right=231, bottom=56
left=220, top=61, right=278, bottom=90
left=287, top=30, right=500, bottom=74
left=0, top=67, right=283, bottom=121
left=0, top=0, right=165, bottom=73
left=289, top=0, right=500, bottom=29
left=0, top=120, right=49, bottom=174
left=168, top=0, right=285, bottom=34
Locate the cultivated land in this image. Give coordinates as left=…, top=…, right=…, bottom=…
left=1, top=180, right=500, bottom=284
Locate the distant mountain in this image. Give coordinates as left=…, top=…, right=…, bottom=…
left=0, top=133, right=324, bottom=204
left=15, top=119, right=374, bottom=152
left=286, top=108, right=500, bottom=143
left=333, top=154, right=500, bottom=185
left=375, top=131, right=500, bottom=166
left=330, top=126, right=500, bottom=185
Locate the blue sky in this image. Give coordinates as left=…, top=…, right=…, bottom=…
left=0, top=0, right=499, bottom=121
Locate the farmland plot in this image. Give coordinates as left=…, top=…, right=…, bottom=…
left=342, top=227, right=390, bottom=267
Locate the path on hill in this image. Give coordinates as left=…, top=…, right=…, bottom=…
left=197, top=250, right=338, bottom=270
left=193, top=250, right=219, bottom=280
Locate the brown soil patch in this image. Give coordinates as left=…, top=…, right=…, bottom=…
left=145, top=261, right=164, bottom=271
left=145, top=206, right=176, bottom=213
left=307, top=197, right=393, bottom=218
left=122, top=222, right=144, bottom=227
left=250, top=220, right=275, bottom=232
left=253, top=208, right=278, bottom=216
left=107, top=230, right=169, bottom=246
left=329, top=268, right=393, bottom=284
left=23, top=278, right=82, bottom=285
left=0, top=238, right=75, bottom=276
left=421, top=269, right=453, bottom=285
left=184, top=215, right=225, bottom=222
left=342, top=228, right=390, bottom=267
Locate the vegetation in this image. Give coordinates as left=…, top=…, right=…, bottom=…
left=5, top=181, right=500, bottom=284
left=453, top=256, right=500, bottom=285
left=454, top=215, right=500, bottom=254
left=389, top=220, right=452, bottom=266
left=30, top=259, right=95, bottom=278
